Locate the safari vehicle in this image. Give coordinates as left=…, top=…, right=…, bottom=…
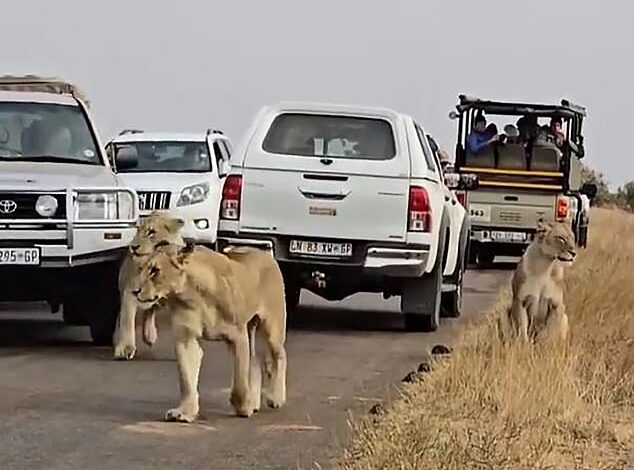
left=449, top=95, right=597, bottom=267
left=217, top=102, right=478, bottom=332
left=0, top=75, right=139, bottom=344
left=105, top=128, right=232, bottom=248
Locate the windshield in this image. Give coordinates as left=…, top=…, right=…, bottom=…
left=0, top=101, right=100, bottom=164
left=113, top=141, right=211, bottom=173
left=262, top=113, right=396, bottom=160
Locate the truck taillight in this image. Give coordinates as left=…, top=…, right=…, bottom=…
left=220, top=175, right=242, bottom=220
left=556, top=195, right=569, bottom=221
left=408, top=185, right=431, bottom=232
left=455, top=190, right=466, bottom=206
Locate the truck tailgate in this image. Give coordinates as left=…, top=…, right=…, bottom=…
left=466, top=190, right=556, bottom=228
left=240, top=166, right=410, bottom=242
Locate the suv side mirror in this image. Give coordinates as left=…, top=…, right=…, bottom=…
left=448, top=110, right=460, bottom=120
left=114, top=145, right=139, bottom=171
left=580, top=182, right=598, bottom=199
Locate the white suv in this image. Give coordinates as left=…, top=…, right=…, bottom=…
left=0, top=76, right=139, bottom=344
left=105, top=129, right=232, bottom=247
left=217, top=102, right=476, bottom=331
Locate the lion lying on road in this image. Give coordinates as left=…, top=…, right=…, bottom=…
left=113, top=212, right=186, bottom=360
left=131, top=242, right=287, bottom=422
left=501, top=218, right=576, bottom=344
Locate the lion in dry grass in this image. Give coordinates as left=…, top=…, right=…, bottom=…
left=131, top=242, right=287, bottom=422
left=112, top=212, right=185, bottom=360
left=501, top=218, right=576, bottom=344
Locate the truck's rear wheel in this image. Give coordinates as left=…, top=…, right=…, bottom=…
left=441, top=219, right=468, bottom=318
left=400, top=223, right=447, bottom=332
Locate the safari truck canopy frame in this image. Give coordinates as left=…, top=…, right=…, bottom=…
left=451, top=95, right=586, bottom=193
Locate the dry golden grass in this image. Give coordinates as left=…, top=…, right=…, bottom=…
left=340, top=208, right=634, bottom=470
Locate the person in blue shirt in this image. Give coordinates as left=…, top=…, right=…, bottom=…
left=467, top=114, right=499, bottom=154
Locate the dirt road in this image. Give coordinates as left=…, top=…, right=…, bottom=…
left=0, top=268, right=509, bottom=470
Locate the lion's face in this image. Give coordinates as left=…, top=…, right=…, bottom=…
left=535, top=219, right=577, bottom=263
left=132, top=243, right=194, bottom=309
left=129, top=212, right=185, bottom=259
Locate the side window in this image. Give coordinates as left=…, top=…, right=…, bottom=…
left=414, top=122, right=437, bottom=172
left=104, top=143, right=115, bottom=167
left=220, top=140, right=231, bottom=161
left=212, top=141, right=224, bottom=174
left=213, top=139, right=231, bottom=176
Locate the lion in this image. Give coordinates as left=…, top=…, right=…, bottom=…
left=112, top=212, right=186, bottom=360
left=502, top=218, right=576, bottom=343
left=131, top=242, right=287, bottom=422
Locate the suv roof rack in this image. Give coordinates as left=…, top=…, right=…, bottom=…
left=206, top=128, right=224, bottom=136
left=118, top=129, right=144, bottom=136
left=0, top=74, right=91, bottom=107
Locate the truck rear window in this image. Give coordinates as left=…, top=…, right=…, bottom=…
left=262, top=113, right=396, bottom=160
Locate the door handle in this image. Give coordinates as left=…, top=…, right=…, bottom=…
left=298, top=187, right=350, bottom=200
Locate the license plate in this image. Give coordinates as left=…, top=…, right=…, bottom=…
left=289, top=240, right=353, bottom=257
left=0, top=247, right=41, bottom=266
left=490, top=231, right=526, bottom=242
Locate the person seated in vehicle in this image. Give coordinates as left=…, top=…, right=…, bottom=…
left=549, top=116, right=565, bottom=148
left=516, top=115, right=539, bottom=142
left=503, top=123, right=521, bottom=144
left=467, top=114, right=499, bottom=154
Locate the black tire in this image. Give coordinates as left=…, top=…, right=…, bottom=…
left=89, top=302, right=119, bottom=346
left=282, top=270, right=301, bottom=316
left=284, top=280, right=301, bottom=314
left=476, top=248, right=495, bottom=269
left=441, top=219, right=468, bottom=318
left=400, top=216, right=448, bottom=332
left=87, top=263, right=121, bottom=346
left=467, top=241, right=478, bottom=266
left=62, top=299, right=87, bottom=326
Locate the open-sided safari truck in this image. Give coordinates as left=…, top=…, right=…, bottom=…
left=449, top=95, right=597, bottom=268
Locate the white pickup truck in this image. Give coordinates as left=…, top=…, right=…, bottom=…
left=0, top=76, right=139, bottom=344
left=217, top=102, right=477, bottom=331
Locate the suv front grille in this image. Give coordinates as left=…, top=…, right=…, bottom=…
left=138, top=191, right=171, bottom=211
left=0, top=193, right=67, bottom=219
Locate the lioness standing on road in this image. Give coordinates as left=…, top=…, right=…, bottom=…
left=131, top=242, right=287, bottom=422
left=503, top=218, right=576, bottom=343
left=113, top=212, right=186, bottom=360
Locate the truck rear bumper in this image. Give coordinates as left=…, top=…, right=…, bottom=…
left=217, top=233, right=430, bottom=278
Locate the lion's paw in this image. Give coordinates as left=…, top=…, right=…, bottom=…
left=266, top=398, right=284, bottom=410
left=164, top=408, right=197, bottom=423
left=113, top=343, right=136, bottom=361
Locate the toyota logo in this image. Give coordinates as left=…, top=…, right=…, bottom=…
left=0, top=200, right=17, bottom=214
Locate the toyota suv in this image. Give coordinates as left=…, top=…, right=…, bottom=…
left=217, top=102, right=477, bottom=332
left=105, top=128, right=232, bottom=248
left=0, top=75, right=139, bottom=344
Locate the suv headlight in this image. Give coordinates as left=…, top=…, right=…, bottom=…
left=74, top=191, right=136, bottom=220
left=177, top=183, right=209, bottom=207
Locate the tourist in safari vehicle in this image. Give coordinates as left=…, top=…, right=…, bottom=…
left=448, top=95, right=597, bottom=268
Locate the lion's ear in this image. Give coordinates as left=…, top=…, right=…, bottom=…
left=175, top=241, right=195, bottom=265
left=536, top=218, right=553, bottom=237
left=166, top=217, right=185, bottom=233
